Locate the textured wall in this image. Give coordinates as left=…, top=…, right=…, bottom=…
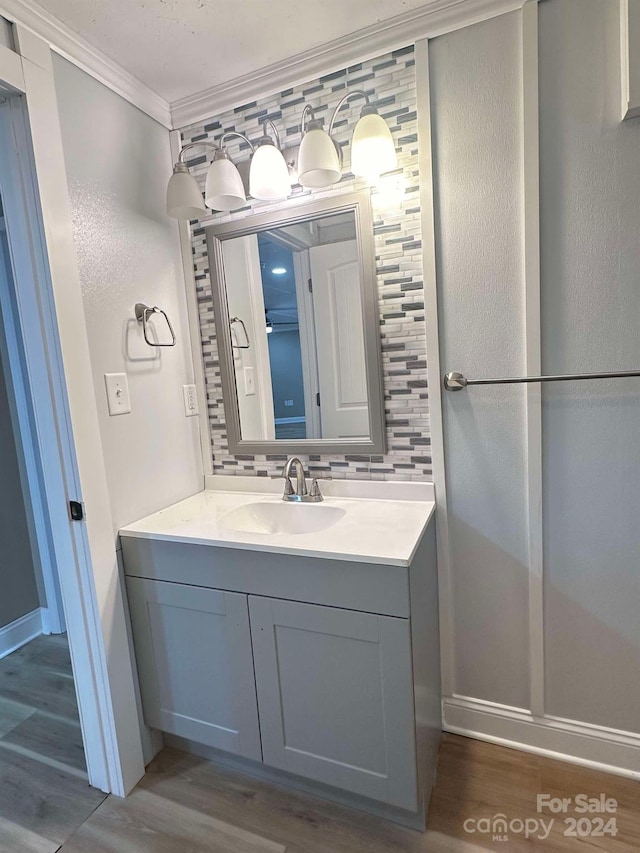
left=179, top=45, right=431, bottom=481
left=53, top=56, right=204, bottom=535
left=430, top=11, right=530, bottom=709
left=431, top=0, right=640, bottom=737
left=539, top=0, right=640, bottom=734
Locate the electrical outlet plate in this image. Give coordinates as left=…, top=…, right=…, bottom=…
left=104, top=373, right=131, bottom=416
left=182, top=384, right=199, bottom=416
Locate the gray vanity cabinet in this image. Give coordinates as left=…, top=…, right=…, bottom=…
left=122, top=522, right=440, bottom=827
left=126, top=577, right=261, bottom=761
left=249, top=596, right=418, bottom=811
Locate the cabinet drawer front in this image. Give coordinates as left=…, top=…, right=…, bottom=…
left=121, top=536, right=410, bottom=618
left=249, top=596, right=417, bottom=811
left=127, top=578, right=261, bottom=761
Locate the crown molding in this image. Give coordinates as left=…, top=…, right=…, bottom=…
left=171, top=0, right=528, bottom=129
left=0, top=0, right=529, bottom=131
left=0, top=0, right=172, bottom=128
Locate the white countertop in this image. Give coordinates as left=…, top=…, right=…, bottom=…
left=119, top=482, right=435, bottom=567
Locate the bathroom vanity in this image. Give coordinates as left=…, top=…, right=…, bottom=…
left=120, top=479, right=440, bottom=828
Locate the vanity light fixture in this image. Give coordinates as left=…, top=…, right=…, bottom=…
left=166, top=158, right=207, bottom=220
left=297, top=90, right=397, bottom=189
left=167, top=88, right=397, bottom=219
left=297, top=105, right=342, bottom=189
left=167, top=132, right=255, bottom=218
left=249, top=120, right=292, bottom=201
left=339, top=94, right=397, bottom=180
left=205, top=132, right=254, bottom=211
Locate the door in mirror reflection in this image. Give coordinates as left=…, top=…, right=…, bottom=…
left=222, top=210, right=369, bottom=442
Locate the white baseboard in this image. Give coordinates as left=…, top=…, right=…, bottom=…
left=0, top=608, right=42, bottom=660
left=39, top=606, right=65, bottom=636
left=443, top=696, right=640, bottom=781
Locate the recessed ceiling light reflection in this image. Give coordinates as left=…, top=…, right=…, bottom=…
left=271, top=267, right=287, bottom=275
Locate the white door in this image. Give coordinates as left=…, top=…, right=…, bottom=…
left=309, top=240, right=369, bottom=439
left=127, top=578, right=262, bottom=761
left=223, top=236, right=275, bottom=440
left=249, top=596, right=418, bottom=810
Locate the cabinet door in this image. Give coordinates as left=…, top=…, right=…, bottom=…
left=127, top=578, right=261, bottom=761
left=249, top=596, right=417, bottom=810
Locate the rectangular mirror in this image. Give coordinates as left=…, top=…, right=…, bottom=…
left=206, top=190, right=386, bottom=455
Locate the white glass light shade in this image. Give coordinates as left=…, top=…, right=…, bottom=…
left=351, top=112, right=397, bottom=180
left=297, top=126, right=341, bottom=188
left=205, top=156, right=246, bottom=211
left=249, top=143, right=291, bottom=200
left=166, top=169, right=206, bottom=220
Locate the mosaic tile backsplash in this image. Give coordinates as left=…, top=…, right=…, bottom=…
left=180, top=45, right=431, bottom=481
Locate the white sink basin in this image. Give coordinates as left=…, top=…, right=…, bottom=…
left=219, top=502, right=345, bottom=536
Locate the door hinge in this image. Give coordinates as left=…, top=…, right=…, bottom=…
left=308, top=278, right=313, bottom=293
left=69, top=500, right=84, bottom=522
left=316, top=392, right=321, bottom=407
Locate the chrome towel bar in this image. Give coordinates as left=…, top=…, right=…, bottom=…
left=444, top=369, right=640, bottom=391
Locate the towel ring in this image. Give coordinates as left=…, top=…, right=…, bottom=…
left=135, top=303, right=176, bottom=347
left=230, top=316, right=250, bottom=349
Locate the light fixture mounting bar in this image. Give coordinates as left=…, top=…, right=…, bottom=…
left=218, top=130, right=255, bottom=153
left=260, top=119, right=282, bottom=149
left=328, top=90, right=371, bottom=137
left=177, top=140, right=219, bottom=163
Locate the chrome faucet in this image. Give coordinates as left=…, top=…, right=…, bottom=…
left=281, top=457, right=327, bottom=502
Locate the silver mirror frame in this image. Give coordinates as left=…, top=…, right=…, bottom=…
left=206, top=190, right=386, bottom=456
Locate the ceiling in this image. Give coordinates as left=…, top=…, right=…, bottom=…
left=33, top=0, right=431, bottom=104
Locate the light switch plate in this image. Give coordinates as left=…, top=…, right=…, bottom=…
left=243, top=367, right=255, bottom=396
left=104, top=373, right=131, bottom=416
left=182, top=384, right=199, bottom=416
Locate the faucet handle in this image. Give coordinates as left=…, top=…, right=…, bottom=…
left=309, top=477, right=331, bottom=499
left=283, top=478, right=294, bottom=496
left=270, top=470, right=294, bottom=495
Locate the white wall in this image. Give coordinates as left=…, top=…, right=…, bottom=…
left=52, top=56, right=203, bottom=537
left=428, top=0, right=640, bottom=770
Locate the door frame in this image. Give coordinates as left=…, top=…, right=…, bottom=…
left=292, top=249, right=321, bottom=439
left=0, top=29, right=144, bottom=795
